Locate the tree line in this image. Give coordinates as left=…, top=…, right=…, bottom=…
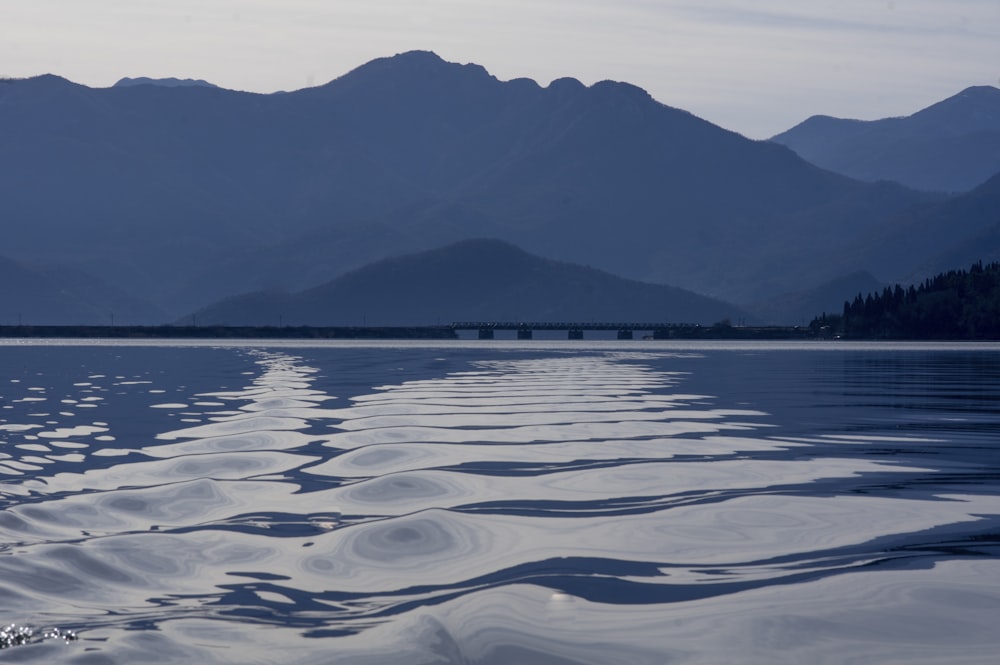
left=811, top=261, right=1000, bottom=339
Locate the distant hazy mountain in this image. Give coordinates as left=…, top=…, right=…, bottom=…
left=750, top=271, right=885, bottom=325
left=0, top=53, right=939, bottom=324
left=771, top=86, right=1000, bottom=193
left=188, top=239, right=751, bottom=327
left=113, top=77, right=219, bottom=89
left=0, top=256, right=165, bottom=326
left=849, top=170, right=1000, bottom=284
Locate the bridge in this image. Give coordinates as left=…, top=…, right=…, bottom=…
left=451, top=322, right=703, bottom=340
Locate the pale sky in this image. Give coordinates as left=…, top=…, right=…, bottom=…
left=3, top=0, right=999, bottom=138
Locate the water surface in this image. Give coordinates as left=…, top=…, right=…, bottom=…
left=1, top=340, right=998, bottom=663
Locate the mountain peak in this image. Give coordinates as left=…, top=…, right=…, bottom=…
left=955, top=85, right=1000, bottom=100
left=0, top=73, right=79, bottom=90
left=0, top=74, right=88, bottom=105
left=591, top=79, right=654, bottom=104
left=912, top=84, right=1000, bottom=130
left=331, top=50, right=494, bottom=88
left=547, top=77, right=586, bottom=92
left=385, top=49, right=446, bottom=65
left=28, top=73, right=74, bottom=84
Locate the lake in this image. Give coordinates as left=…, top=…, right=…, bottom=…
left=1, top=340, right=999, bottom=664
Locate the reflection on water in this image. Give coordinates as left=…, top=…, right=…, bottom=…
left=1, top=342, right=999, bottom=663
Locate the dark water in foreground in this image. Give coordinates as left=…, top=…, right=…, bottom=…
left=1, top=340, right=998, bottom=664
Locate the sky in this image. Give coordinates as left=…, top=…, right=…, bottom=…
left=3, top=0, right=999, bottom=138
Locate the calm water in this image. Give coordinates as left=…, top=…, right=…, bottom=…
left=1, top=340, right=999, bottom=664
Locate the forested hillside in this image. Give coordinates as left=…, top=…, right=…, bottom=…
left=812, top=261, right=1000, bottom=339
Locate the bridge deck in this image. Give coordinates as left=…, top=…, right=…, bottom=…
left=451, top=322, right=697, bottom=331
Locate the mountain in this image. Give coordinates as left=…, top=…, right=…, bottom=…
left=0, top=255, right=165, bottom=326
left=188, top=239, right=751, bottom=327
left=113, top=77, right=219, bottom=89
left=848, top=170, right=1000, bottom=284
left=0, top=52, right=938, bottom=323
left=751, top=271, right=884, bottom=326
left=770, top=86, right=1000, bottom=193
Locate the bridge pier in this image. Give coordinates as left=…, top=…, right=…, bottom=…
left=454, top=322, right=680, bottom=339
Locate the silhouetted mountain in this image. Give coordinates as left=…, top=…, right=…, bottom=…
left=188, top=239, right=750, bottom=327
left=1, top=53, right=938, bottom=323
left=771, top=86, right=1000, bottom=192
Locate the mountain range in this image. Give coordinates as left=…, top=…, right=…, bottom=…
left=1, top=51, right=996, bottom=326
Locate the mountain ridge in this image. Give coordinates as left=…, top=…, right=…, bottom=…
left=771, top=85, right=1000, bottom=192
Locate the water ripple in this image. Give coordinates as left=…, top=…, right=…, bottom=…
left=0, top=344, right=998, bottom=663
